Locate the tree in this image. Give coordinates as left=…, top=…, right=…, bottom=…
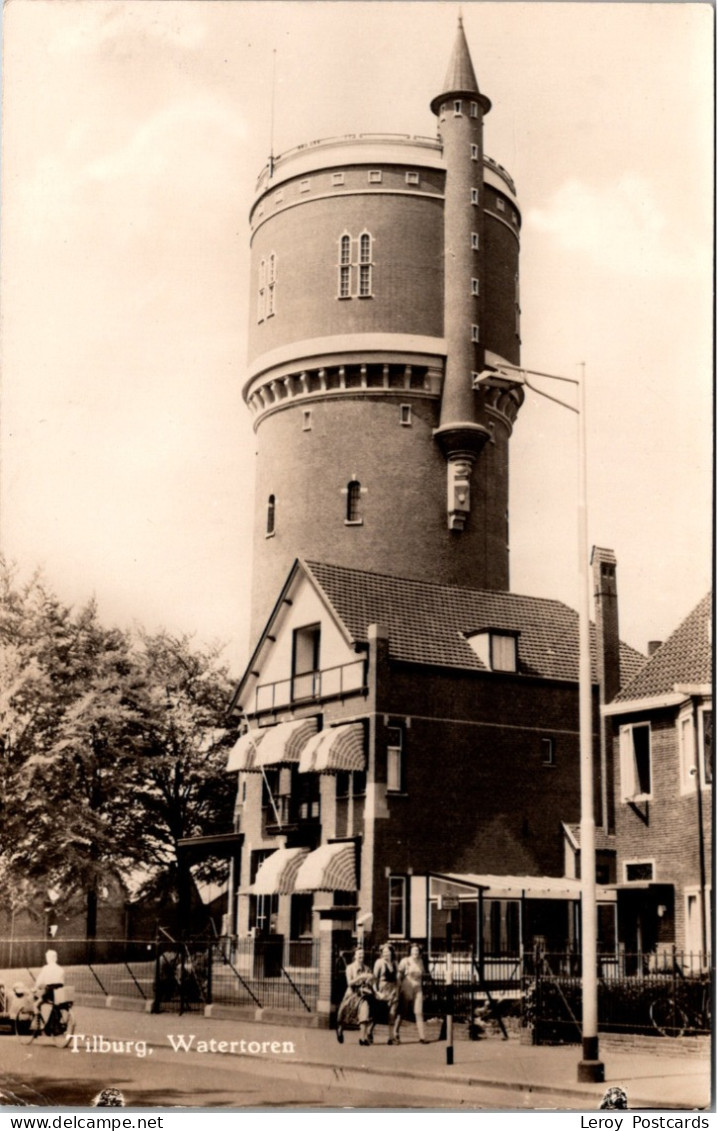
left=3, top=582, right=146, bottom=937
left=0, top=561, right=239, bottom=940
left=127, top=632, right=238, bottom=930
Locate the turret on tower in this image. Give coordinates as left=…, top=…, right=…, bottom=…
left=243, top=19, right=523, bottom=636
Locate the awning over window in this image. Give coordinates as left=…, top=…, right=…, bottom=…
left=252, top=847, right=311, bottom=895
left=226, top=730, right=267, bottom=772
left=294, top=841, right=357, bottom=892
left=298, top=723, right=366, bottom=774
left=255, top=717, right=319, bottom=769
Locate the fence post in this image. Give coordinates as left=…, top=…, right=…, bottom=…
left=206, top=942, right=213, bottom=1006
left=152, top=941, right=161, bottom=1014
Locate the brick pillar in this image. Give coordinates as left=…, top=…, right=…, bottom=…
left=315, top=902, right=356, bottom=1029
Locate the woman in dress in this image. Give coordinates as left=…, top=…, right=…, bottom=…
left=337, top=946, right=375, bottom=1046
left=373, top=943, right=401, bottom=1044
left=397, top=943, right=428, bottom=1043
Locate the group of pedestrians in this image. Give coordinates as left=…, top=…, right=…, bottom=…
left=336, top=942, right=429, bottom=1046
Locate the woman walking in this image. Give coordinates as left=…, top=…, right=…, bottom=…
left=373, top=943, right=401, bottom=1044
left=337, top=947, right=375, bottom=1046
left=397, top=943, right=428, bottom=1043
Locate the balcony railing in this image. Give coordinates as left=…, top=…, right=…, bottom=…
left=255, top=658, right=367, bottom=713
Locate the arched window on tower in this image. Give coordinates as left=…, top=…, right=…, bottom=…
left=346, top=481, right=362, bottom=524
left=358, top=232, right=373, bottom=298
left=266, top=494, right=276, bottom=536
left=266, top=253, right=277, bottom=316
left=338, top=233, right=352, bottom=299
left=257, top=258, right=266, bottom=322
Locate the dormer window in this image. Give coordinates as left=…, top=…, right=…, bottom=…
left=465, top=629, right=519, bottom=672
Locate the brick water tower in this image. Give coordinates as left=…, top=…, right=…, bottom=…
left=244, top=19, right=523, bottom=636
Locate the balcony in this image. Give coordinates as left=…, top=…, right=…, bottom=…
left=255, top=658, right=367, bottom=714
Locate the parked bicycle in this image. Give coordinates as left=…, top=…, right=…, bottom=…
left=649, top=979, right=711, bottom=1038
left=15, top=985, right=76, bottom=1048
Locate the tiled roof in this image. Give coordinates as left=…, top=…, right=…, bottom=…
left=614, top=591, right=713, bottom=702
left=305, top=561, right=645, bottom=685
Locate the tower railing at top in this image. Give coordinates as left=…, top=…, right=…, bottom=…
left=254, top=134, right=516, bottom=196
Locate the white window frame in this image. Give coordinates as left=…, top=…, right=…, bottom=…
left=388, top=876, right=407, bottom=938
left=470, top=102, right=479, bottom=118
left=302, top=409, right=312, bottom=432
left=387, top=726, right=403, bottom=792
left=496, top=197, right=506, bottom=212
left=405, top=171, right=419, bottom=185
left=678, top=705, right=697, bottom=794
left=470, top=144, right=479, bottom=161
left=453, top=99, right=463, bottom=116
left=471, top=324, right=480, bottom=343
left=471, top=232, right=480, bottom=250
left=400, top=404, right=412, bottom=426
left=471, top=277, right=480, bottom=296
left=490, top=633, right=517, bottom=672
left=470, top=187, right=479, bottom=205
left=368, top=170, right=382, bottom=184
left=623, top=859, right=655, bottom=883
left=684, top=885, right=711, bottom=965
left=619, top=721, right=652, bottom=801
left=331, top=172, right=345, bottom=186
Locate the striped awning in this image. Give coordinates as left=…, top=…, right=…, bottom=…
left=294, top=841, right=357, bottom=892
left=252, top=847, right=311, bottom=895
left=226, top=729, right=267, bottom=772
left=255, top=717, right=319, bottom=769
left=298, top=723, right=366, bottom=774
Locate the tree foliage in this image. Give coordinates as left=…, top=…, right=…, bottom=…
left=0, top=560, right=238, bottom=936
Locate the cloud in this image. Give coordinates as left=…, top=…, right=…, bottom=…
left=526, top=175, right=706, bottom=280
left=48, top=2, right=207, bottom=56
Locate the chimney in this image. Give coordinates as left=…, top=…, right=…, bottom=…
left=591, top=546, right=621, bottom=703
left=647, top=640, right=663, bottom=657
left=591, top=546, right=621, bottom=833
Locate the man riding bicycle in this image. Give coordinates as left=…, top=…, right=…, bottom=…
left=34, top=950, right=65, bottom=1016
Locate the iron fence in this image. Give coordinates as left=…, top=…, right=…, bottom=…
left=523, top=949, right=712, bottom=1045
left=0, top=936, right=320, bottom=1016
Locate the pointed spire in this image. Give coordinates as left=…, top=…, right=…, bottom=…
left=430, top=15, right=490, bottom=116
left=444, top=15, right=479, bottom=96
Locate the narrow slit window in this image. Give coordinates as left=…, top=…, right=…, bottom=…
left=471, top=324, right=480, bottom=342
left=454, top=100, right=463, bottom=116
left=266, top=494, right=276, bottom=536
left=496, top=197, right=506, bottom=212
left=470, top=144, right=479, bottom=161
left=471, top=278, right=480, bottom=296
left=346, top=480, right=362, bottom=523
left=471, top=187, right=479, bottom=205
left=400, top=404, right=412, bottom=426
left=471, top=232, right=480, bottom=250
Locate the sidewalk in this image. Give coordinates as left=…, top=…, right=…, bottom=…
left=64, top=1001, right=712, bottom=1111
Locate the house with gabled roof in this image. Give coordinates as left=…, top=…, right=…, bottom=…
left=224, top=557, right=645, bottom=1019
left=604, top=592, right=712, bottom=969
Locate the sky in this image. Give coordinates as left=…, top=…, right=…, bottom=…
left=1, top=1, right=713, bottom=676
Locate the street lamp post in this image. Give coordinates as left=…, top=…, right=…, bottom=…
left=475, top=362, right=605, bottom=1083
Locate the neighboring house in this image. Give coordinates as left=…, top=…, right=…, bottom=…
left=225, top=558, right=644, bottom=1018
left=604, top=592, right=712, bottom=968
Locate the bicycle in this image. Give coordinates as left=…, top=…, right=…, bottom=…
left=15, top=986, right=76, bottom=1048
left=650, top=978, right=711, bottom=1038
